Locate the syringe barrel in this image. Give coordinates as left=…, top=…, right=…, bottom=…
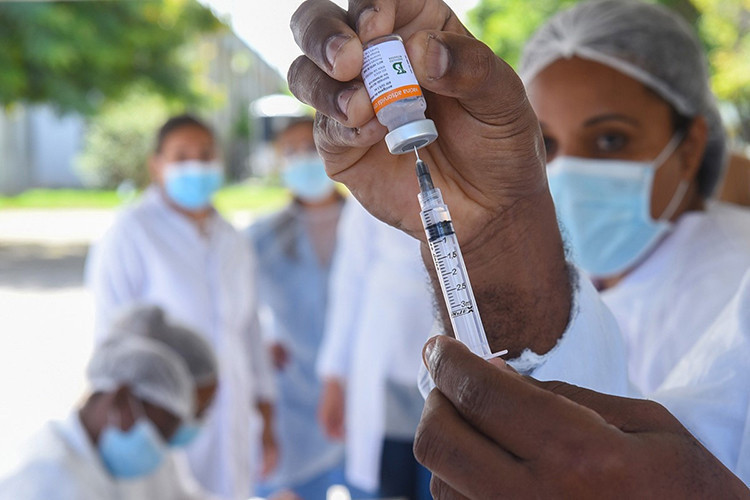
left=419, top=192, right=494, bottom=359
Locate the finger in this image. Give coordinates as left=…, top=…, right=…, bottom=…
left=430, top=475, right=470, bottom=500
left=424, top=336, right=612, bottom=460
left=532, top=379, right=685, bottom=434
left=287, top=55, right=374, bottom=127
left=406, top=31, right=532, bottom=128
left=313, top=114, right=387, bottom=174
left=414, top=389, right=529, bottom=499
left=290, top=0, right=363, bottom=82
left=348, top=0, right=470, bottom=44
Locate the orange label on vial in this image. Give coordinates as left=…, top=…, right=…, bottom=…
left=371, top=84, right=423, bottom=113
left=362, top=39, right=423, bottom=113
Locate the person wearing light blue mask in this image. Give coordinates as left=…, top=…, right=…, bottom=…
left=546, top=131, right=689, bottom=278
left=86, top=115, right=280, bottom=498
left=108, top=304, right=219, bottom=451
left=520, top=0, right=750, bottom=400
left=0, top=336, right=195, bottom=499
left=163, top=160, right=224, bottom=212
left=247, top=116, right=347, bottom=499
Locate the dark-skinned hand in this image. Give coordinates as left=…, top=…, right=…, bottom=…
left=416, top=335, right=750, bottom=499
left=288, top=0, right=570, bottom=357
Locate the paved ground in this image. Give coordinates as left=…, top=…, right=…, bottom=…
left=0, top=208, right=256, bottom=475
left=0, top=210, right=112, bottom=474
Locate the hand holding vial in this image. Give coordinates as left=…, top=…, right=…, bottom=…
left=288, top=0, right=571, bottom=357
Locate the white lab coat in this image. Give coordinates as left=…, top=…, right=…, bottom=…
left=86, top=187, right=275, bottom=499
left=0, top=412, right=216, bottom=500
left=0, top=412, right=113, bottom=500
left=418, top=266, right=634, bottom=399
left=601, top=202, right=750, bottom=393
left=317, top=198, right=435, bottom=492
left=652, top=269, right=750, bottom=486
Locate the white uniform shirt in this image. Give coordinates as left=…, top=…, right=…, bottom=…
left=0, top=412, right=113, bottom=500
left=0, top=412, right=220, bottom=500
left=316, top=198, right=435, bottom=492
left=652, top=269, right=750, bottom=486
left=86, top=187, right=275, bottom=499
left=602, top=203, right=750, bottom=394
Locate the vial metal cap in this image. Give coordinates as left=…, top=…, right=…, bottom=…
left=385, top=119, right=438, bottom=155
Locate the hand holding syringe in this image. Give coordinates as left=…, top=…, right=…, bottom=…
left=414, top=148, right=508, bottom=362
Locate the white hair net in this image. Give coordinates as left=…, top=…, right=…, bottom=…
left=109, top=304, right=218, bottom=386
left=520, top=0, right=726, bottom=197
left=87, top=336, right=194, bottom=420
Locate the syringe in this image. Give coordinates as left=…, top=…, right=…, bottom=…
left=415, top=148, right=507, bottom=360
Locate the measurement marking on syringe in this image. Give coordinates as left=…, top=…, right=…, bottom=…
left=417, top=154, right=504, bottom=361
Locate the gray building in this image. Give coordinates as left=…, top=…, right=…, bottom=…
left=0, top=31, right=284, bottom=196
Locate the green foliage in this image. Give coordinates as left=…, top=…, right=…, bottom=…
left=0, top=188, right=124, bottom=209
left=76, top=88, right=175, bottom=188
left=0, top=184, right=290, bottom=214
left=0, top=0, right=223, bottom=115
left=212, top=183, right=290, bottom=215
left=467, top=0, right=578, bottom=68
left=693, top=0, right=750, bottom=115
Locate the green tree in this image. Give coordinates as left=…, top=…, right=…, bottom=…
left=468, top=0, right=750, bottom=142
left=76, top=87, right=177, bottom=188
left=0, top=0, right=223, bottom=115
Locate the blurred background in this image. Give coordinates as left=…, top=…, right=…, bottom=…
left=0, top=0, right=748, bottom=477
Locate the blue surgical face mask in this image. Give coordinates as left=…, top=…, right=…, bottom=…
left=546, top=134, right=688, bottom=278
left=281, top=153, right=335, bottom=202
left=98, top=399, right=167, bottom=479
left=168, top=420, right=202, bottom=448
left=163, top=160, right=224, bottom=211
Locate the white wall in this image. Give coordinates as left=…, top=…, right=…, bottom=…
left=0, top=108, right=32, bottom=195
left=29, top=106, right=85, bottom=188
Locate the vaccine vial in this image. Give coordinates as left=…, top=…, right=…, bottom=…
left=361, top=34, right=438, bottom=155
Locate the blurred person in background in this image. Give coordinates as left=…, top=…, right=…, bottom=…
left=521, top=0, right=750, bottom=394
left=317, top=198, right=434, bottom=500
left=0, top=335, right=195, bottom=499
left=108, top=304, right=221, bottom=499
left=246, top=116, right=346, bottom=499
left=86, top=114, right=277, bottom=499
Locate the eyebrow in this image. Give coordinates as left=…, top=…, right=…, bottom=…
left=583, top=114, right=640, bottom=127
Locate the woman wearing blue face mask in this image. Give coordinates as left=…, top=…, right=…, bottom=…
left=0, top=336, right=195, bottom=499
left=86, top=115, right=279, bottom=499
left=520, top=0, right=750, bottom=395
left=246, top=117, right=347, bottom=500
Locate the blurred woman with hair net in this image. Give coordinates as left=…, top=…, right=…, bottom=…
left=0, top=336, right=196, bottom=499
left=520, top=0, right=750, bottom=395
left=107, top=304, right=223, bottom=499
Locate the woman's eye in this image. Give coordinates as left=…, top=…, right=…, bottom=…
left=595, top=133, right=627, bottom=153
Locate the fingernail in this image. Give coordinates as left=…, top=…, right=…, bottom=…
left=325, top=34, right=352, bottom=71
left=357, top=7, right=378, bottom=38
left=422, top=337, right=438, bottom=367
left=337, top=87, right=357, bottom=119
left=426, top=34, right=449, bottom=80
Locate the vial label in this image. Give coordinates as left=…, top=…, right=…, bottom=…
left=362, top=39, right=423, bottom=114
